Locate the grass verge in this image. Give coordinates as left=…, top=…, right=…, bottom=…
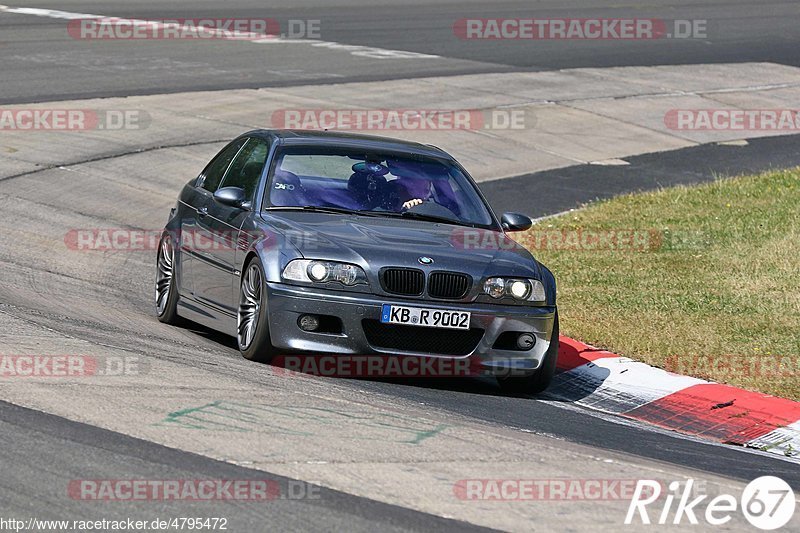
left=516, top=168, right=800, bottom=400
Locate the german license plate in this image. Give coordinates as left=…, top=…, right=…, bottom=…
left=380, top=304, right=470, bottom=330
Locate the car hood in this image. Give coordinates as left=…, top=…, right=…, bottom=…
left=260, top=211, right=544, bottom=280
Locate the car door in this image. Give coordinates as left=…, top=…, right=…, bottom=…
left=183, top=137, right=247, bottom=307
left=193, top=137, right=270, bottom=313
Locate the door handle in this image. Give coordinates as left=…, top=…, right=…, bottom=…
left=197, top=206, right=208, bottom=217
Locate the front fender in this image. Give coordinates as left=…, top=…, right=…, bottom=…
left=238, top=223, right=302, bottom=283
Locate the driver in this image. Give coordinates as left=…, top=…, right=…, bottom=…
left=387, top=159, right=460, bottom=214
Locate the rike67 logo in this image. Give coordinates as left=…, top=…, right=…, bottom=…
left=626, top=476, right=796, bottom=530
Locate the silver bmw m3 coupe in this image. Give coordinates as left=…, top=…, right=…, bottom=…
left=156, top=130, right=558, bottom=393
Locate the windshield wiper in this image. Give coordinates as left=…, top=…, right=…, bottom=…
left=266, top=206, right=477, bottom=227
left=376, top=210, right=475, bottom=228
left=266, top=205, right=366, bottom=216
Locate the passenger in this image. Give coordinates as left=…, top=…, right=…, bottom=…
left=347, top=162, right=390, bottom=210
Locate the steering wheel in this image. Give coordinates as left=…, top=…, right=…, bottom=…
left=406, top=199, right=459, bottom=220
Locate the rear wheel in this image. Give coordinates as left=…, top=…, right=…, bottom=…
left=155, top=234, right=182, bottom=325
left=238, top=256, right=277, bottom=363
left=499, top=312, right=559, bottom=395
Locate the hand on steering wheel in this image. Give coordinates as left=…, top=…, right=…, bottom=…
left=402, top=198, right=424, bottom=210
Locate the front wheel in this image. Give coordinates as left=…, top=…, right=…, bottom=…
left=499, top=312, right=559, bottom=395
left=238, top=257, right=277, bottom=363
left=155, top=233, right=182, bottom=325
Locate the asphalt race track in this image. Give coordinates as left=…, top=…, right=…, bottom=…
left=1, top=1, right=799, bottom=531
left=1, top=0, right=800, bottom=103
left=0, top=401, right=493, bottom=532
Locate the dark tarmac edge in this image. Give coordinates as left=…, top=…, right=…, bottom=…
left=480, top=133, right=800, bottom=217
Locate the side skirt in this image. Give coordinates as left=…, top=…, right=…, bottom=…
left=177, top=297, right=238, bottom=337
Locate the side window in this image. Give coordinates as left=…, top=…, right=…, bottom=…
left=220, top=137, right=270, bottom=200
left=198, top=138, right=247, bottom=192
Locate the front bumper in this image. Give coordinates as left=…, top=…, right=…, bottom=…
left=265, top=282, right=556, bottom=376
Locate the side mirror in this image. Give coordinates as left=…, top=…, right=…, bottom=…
left=501, top=212, right=533, bottom=232
left=214, top=187, right=249, bottom=209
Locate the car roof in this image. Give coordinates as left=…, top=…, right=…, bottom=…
left=243, top=129, right=453, bottom=159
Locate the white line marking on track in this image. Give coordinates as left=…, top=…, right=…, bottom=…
left=0, top=6, right=441, bottom=60
left=590, top=158, right=630, bottom=166
left=2, top=6, right=101, bottom=19
left=312, top=41, right=439, bottom=59
left=717, top=139, right=749, bottom=147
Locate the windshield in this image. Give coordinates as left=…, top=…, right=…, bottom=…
left=265, top=145, right=496, bottom=228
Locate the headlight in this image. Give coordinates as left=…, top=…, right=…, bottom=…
left=283, top=259, right=367, bottom=286
left=509, top=280, right=531, bottom=299
left=309, top=262, right=329, bottom=281
left=484, top=277, right=506, bottom=299
left=483, top=277, right=546, bottom=302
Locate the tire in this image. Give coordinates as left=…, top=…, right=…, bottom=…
left=155, top=233, right=183, bottom=325
left=237, top=256, right=277, bottom=363
left=499, top=312, right=559, bottom=395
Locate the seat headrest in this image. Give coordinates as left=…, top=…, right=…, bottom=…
left=273, top=169, right=301, bottom=186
